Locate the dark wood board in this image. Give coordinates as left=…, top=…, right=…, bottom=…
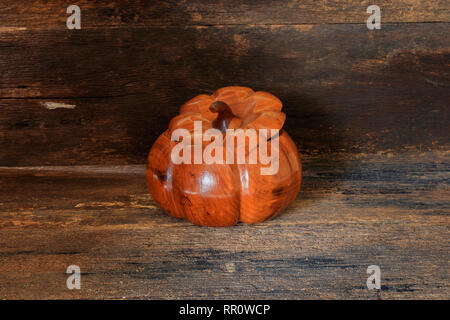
left=0, top=153, right=448, bottom=299
left=0, top=0, right=448, bottom=30
left=1, top=23, right=449, bottom=165
left=0, top=1, right=448, bottom=300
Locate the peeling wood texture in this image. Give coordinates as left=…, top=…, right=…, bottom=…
left=0, top=1, right=449, bottom=299
left=0, top=153, right=449, bottom=299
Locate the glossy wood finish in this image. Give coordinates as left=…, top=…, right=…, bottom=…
left=146, top=87, right=302, bottom=226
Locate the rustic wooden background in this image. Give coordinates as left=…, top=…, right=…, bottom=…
left=0, top=1, right=448, bottom=299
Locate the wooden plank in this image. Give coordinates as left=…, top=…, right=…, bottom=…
left=0, top=152, right=448, bottom=299
left=0, top=0, right=449, bottom=30
left=0, top=23, right=448, bottom=165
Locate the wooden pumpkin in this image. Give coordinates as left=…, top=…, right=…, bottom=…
left=146, top=86, right=301, bottom=227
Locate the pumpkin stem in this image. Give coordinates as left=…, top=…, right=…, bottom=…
left=209, top=101, right=234, bottom=132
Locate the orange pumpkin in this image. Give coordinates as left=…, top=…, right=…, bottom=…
left=146, top=86, right=301, bottom=227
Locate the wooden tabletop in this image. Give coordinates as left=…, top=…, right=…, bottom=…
left=1, top=152, right=448, bottom=299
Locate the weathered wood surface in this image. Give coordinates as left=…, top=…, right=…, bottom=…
left=0, top=1, right=448, bottom=300
left=0, top=0, right=448, bottom=29
left=0, top=153, right=448, bottom=299
left=1, top=23, right=449, bottom=165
